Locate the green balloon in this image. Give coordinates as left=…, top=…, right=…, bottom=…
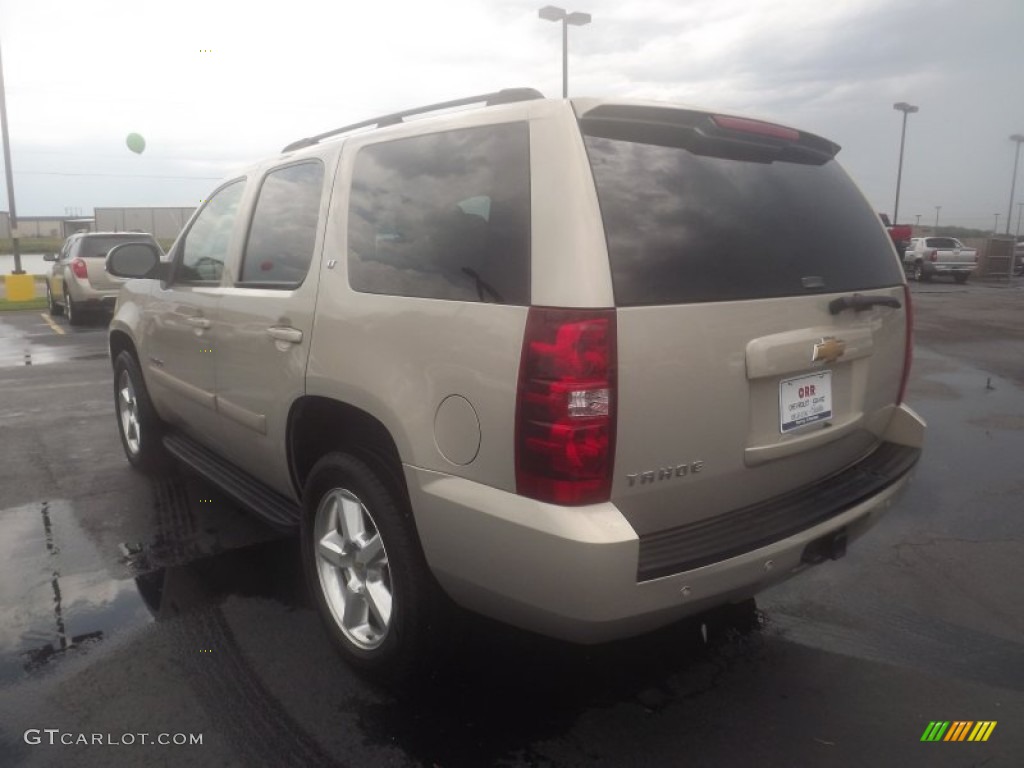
left=126, top=133, right=146, bottom=154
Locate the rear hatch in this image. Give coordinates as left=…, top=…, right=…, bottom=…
left=78, top=235, right=157, bottom=289
left=576, top=104, right=910, bottom=575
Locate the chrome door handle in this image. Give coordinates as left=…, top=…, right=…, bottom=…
left=266, top=326, right=303, bottom=344
left=187, top=316, right=211, bottom=329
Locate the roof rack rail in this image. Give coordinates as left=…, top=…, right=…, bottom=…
left=281, top=87, right=544, bottom=153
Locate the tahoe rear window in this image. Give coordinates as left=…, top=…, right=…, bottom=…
left=582, top=125, right=903, bottom=306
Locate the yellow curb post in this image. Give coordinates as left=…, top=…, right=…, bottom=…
left=3, top=273, right=36, bottom=302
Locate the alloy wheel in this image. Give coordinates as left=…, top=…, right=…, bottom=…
left=314, top=488, right=393, bottom=650
left=117, top=369, right=141, bottom=456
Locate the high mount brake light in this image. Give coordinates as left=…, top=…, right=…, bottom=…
left=515, top=308, right=617, bottom=506
left=711, top=115, right=800, bottom=142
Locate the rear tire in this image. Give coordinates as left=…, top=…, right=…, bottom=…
left=46, top=283, right=63, bottom=316
left=65, top=291, right=84, bottom=326
left=301, top=452, right=451, bottom=684
left=913, top=262, right=931, bottom=282
left=113, top=351, right=167, bottom=472
left=954, top=274, right=969, bottom=284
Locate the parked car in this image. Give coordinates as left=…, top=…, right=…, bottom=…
left=44, top=231, right=163, bottom=324
left=903, top=236, right=977, bottom=283
left=106, top=89, right=926, bottom=682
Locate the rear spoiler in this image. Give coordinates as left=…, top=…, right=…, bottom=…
left=577, top=104, right=840, bottom=165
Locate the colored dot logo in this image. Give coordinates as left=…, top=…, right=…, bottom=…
left=199, top=49, right=213, bottom=53
left=199, top=649, right=213, bottom=653
left=199, top=499, right=212, bottom=503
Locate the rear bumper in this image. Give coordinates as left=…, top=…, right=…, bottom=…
left=68, top=278, right=119, bottom=309
left=925, top=263, right=975, bottom=274
left=408, top=404, right=926, bottom=644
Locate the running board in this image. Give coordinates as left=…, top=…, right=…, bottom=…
left=163, top=431, right=302, bottom=531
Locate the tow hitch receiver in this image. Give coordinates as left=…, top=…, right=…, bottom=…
left=801, top=528, right=848, bottom=565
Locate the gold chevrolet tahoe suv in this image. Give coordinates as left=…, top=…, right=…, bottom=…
left=106, top=89, right=926, bottom=682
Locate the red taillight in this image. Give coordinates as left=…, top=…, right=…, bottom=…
left=928, top=250, right=938, bottom=262
left=515, top=308, right=617, bottom=506
left=70, top=258, right=88, bottom=279
left=897, top=284, right=913, bottom=405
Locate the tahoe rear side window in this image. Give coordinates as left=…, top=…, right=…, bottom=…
left=348, top=122, right=530, bottom=305
left=581, top=115, right=903, bottom=306
left=240, top=161, right=325, bottom=287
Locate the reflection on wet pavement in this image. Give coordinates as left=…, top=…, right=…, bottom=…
left=0, top=500, right=151, bottom=685
left=0, top=469, right=289, bottom=690
left=0, top=312, right=105, bottom=368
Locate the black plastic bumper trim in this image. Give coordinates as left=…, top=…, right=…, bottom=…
left=637, top=442, right=920, bottom=582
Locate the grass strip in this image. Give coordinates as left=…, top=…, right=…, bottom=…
left=0, top=298, right=48, bottom=311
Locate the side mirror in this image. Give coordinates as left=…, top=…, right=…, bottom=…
left=106, top=242, right=168, bottom=280
left=43, top=253, right=57, bottom=262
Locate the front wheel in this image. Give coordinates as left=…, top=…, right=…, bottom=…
left=301, top=453, right=451, bottom=683
left=113, top=351, right=167, bottom=472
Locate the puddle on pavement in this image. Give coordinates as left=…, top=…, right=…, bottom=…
left=0, top=500, right=152, bottom=686
left=0, top=314, right=103, bottom=368
left=0, top=497, right=300, bottom=688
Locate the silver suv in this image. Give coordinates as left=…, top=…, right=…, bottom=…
left=45, top=231, right=162, bottom=324
left=106, top=89, right=926, bottom=681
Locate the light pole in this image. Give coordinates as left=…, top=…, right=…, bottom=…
left=1005, top=134, right=1024, bottom=235
left=934, top=205, right=941, bottom=232
left=994, top=213, right=1000, bottom=234
left=538, top=5, right=591, bottom=98
left=1017, top=202, right=1023, bottom=237
left=892, top=102, right=919, bottom=225
left=915, top=214, right=921, bottom=227
left=0, top=40, right=23, bottom=275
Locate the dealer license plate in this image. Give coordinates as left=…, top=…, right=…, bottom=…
left=780, top=371, right=833, bottom=433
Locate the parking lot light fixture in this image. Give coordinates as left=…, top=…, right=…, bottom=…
left=538, top=5, right=591, bottom=98
left=934, top=205, right=941, bottom=232
left=1006, top=134, right=1024, bottom=235
left=892, top=102, right=919, bottom=226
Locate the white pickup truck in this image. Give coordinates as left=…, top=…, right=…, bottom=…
left=904, top=237, right=977, bottom=283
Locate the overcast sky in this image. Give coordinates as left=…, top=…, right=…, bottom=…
left=1, top=0, right=1022, bottom=231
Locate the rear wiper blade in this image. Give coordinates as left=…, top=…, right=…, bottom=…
left=828, top=293, right=902, bottom=315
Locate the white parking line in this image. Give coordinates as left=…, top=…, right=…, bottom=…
left=40, top=312, right=65, bottom=336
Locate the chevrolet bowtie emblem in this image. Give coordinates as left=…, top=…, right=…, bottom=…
left=812, top=337, right=846, bottom=364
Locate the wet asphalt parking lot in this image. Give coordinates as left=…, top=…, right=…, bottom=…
left=0, top=279, right=1022, bottom=767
